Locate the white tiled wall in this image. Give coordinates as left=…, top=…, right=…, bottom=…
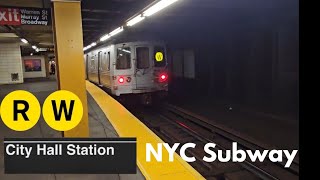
left=0, top=43, right=24, bottom=84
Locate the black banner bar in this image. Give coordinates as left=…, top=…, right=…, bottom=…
left=4, top=138, right=136, bottom=174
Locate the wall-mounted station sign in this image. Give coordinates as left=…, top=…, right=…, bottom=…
left=0, top=7, right=51, bottom=26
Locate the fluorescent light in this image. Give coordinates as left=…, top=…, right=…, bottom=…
left=21, top=38, right=28, bottom=44
left=83, top=44, right=92, bottom=51
left=127, top=14, right=145, bottom=26
left=143, top=0, right=179, bottom=17
left=99, top=27, right=123, bottom=42
left=109, top=27, right=123, bottom=37
left=36, top=48, right=39, bottom=52
left=38, top=48, right=47, bottom=52
left=32, top=45, right=37, bottom=49
left=100, top=34, right=111, bottom=41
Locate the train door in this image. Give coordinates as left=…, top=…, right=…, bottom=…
left=98, top=51, right=102, bottom=85
left=88, top=54, right=96, bottom=82
left=100, top=51, right=112, bottom=88
left=134, top=46, right=153, bottom=89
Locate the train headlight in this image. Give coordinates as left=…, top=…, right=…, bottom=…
left=159, top=73, right=168, bottom=83
left=118, top=77, right=125, bottom=83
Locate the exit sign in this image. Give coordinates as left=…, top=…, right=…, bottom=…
left=0, top=7, right=51, bottom=26
left=0, top=8, right=21, bottom=25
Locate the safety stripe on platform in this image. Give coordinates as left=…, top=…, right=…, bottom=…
left=86, top=81, right=204, bottom=180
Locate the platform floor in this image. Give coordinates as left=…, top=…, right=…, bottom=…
left=0, top=80, right=144, bottom=180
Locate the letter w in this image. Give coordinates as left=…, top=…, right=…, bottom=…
left=51, top=100, right=75, bottom=121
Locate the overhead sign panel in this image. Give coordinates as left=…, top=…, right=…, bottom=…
left=0, top=7, right=51, bottom=26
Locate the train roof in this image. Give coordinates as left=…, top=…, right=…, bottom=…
left=84, top=40, right=166, bottom=54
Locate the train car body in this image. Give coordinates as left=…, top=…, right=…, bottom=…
left=84, top=41, right=168, bottom=104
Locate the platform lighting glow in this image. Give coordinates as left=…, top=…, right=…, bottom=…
left=21, top=38, right=28, bottom=44
left=90, top=42, right=97, bottom=47
left=100, top=34, right=111, bottom=41
left=143, top=0, right=179, bottom=17
left=36, top=48, right=39, bottom=52
left=84, top=45, right=92, bottom=51
left=84, top=45, right=91, bottom=51
left=109, top=27, right=124, bottom=37
left=32, top=45, right=37, bottom=49
left=127, top=14, right=145, bottom=26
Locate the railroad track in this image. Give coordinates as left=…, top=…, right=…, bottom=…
left=128, top=103, right=299, bottom=180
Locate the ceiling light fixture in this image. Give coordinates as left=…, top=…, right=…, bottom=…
left=21, top=38, right=28, bottom=44
left=100, top=34, right=111, bottom=42
left=127, top=14, right=145, bottom=26
left=109, top=26, right=124, bottom=36
left=143, top=0, right=179, bottom=17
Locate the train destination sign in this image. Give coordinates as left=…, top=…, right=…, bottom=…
left=155, top=52, right=164, bottom=62
left=0, top=7, right=51, bottom=26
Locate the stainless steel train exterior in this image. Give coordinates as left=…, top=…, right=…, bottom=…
left=84, top=41, right=168, bottom=104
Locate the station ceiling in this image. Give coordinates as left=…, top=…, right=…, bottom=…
left=0, top=0, right=155, bottom=49
left=0, top=0, right=298, bottom=54
left=81, top=0, right=154, bottom=46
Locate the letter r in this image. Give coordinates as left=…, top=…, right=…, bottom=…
left=13, top=100, right=29, bottom=121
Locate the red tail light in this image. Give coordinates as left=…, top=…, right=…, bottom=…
left=159, top=73, right=168, bottom=82
left=118, top=77, right=124, bottom=83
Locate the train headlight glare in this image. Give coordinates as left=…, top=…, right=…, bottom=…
left=159, top=73, right=168, bottom=82
left=118, top=77, right=125, bottom=83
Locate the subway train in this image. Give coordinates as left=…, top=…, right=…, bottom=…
left=84, top=41, right=168, bottom=105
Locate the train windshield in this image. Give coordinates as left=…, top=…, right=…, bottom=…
left=136, top=47, right=150, bottom=69
left=116, top=47, right=131, bottom=69
left=154, top=46, right=166, bottom=67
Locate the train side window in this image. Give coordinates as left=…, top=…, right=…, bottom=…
left=107, top=52, right=111, bottom=71
left=90, top=57, right=95, bottom=70
left=116, top=47, right=131, bottom=69
left=136, top=47, right=150, bottom=69
left=154, top=46, right=166, bottom=67
left=101, top=52, right=108, bottom=71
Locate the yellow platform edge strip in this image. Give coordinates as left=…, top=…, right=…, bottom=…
left=86, top=81, right=204, bottom=180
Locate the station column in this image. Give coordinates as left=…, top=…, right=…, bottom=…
left=52, top=0, right=89, bottom=137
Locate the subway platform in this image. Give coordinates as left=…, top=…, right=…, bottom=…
left=0, top=79, right=144, bottom=180
left=0, top=79, right=204, bottom=180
